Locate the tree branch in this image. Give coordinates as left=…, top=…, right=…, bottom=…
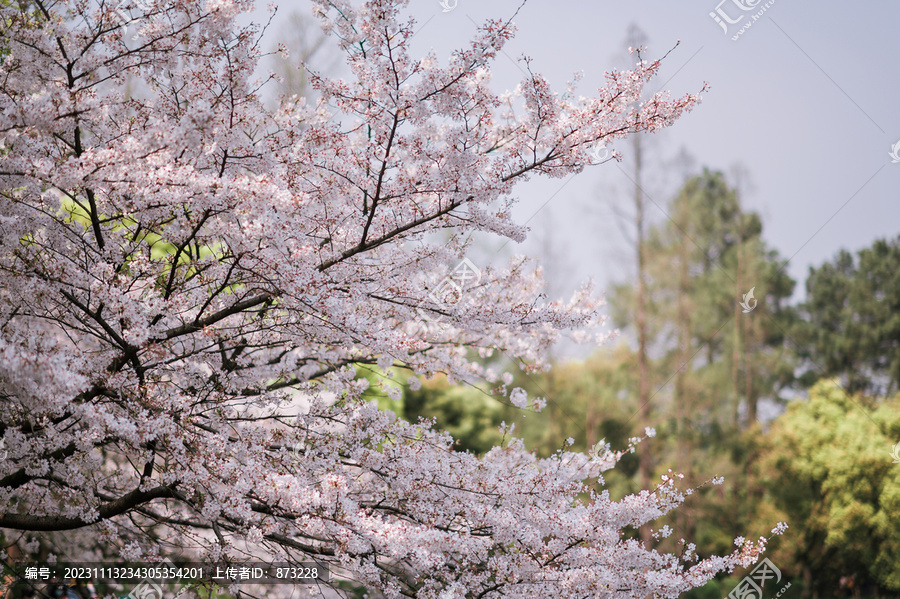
left=0, top=484, right=179, bottom=531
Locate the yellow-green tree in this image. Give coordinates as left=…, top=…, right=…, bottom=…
left=757, top=381, right=900, bottom=594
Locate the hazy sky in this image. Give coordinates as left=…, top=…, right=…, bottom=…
left=258, top=0, right=900, bottom=308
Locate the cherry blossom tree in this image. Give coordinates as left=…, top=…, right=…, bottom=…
left=0, top=0, right=781, bottom=595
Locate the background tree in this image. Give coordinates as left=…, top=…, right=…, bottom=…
left=501, top=344, right=642, bottom=499
left=358, top=365, right=505, bottom=455
left=391, top=170, right=900, bottom=597
left=267, top=10, right=341, bottom=105
left=795, top=236, right=900, bottom=396
left=608, top=168, right=795, bottom=550
left=757, top=381, right=900, bottom=594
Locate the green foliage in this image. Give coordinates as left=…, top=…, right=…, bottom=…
left=61, top=196, right=222, bottom=262
left=357, top=365, right=505, bottom=455
left=796, top=236, right=900, bottom=395
left=401, top=379, right=506, bottom=454
left=758, top=380, right=900, bottom=592
left=56, top=195, right=229, bottom=296
left=505, top=346, right=643, bottom=497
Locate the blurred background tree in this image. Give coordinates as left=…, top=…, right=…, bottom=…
left=267, top=10, right=342, bottom=106
left=356, top=365, right=506, bottom=455
left=794, top=237, right=900, bottom=396
left=758, top=381, right=900, bottom=595
left=380, top=166, right=900, bottom=598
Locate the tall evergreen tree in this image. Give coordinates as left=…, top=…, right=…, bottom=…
left=796, top=236, right=900, bottom=396
left=609, top=168, right=795, bottom=545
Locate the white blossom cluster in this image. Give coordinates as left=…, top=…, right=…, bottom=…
left=0, top=0, right=779, bottom=596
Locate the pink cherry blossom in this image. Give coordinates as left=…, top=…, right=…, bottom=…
left=0, top=0, right=776, bottom=596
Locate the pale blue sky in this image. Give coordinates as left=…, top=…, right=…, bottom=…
left=258, top=0, right=900, bottom=306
